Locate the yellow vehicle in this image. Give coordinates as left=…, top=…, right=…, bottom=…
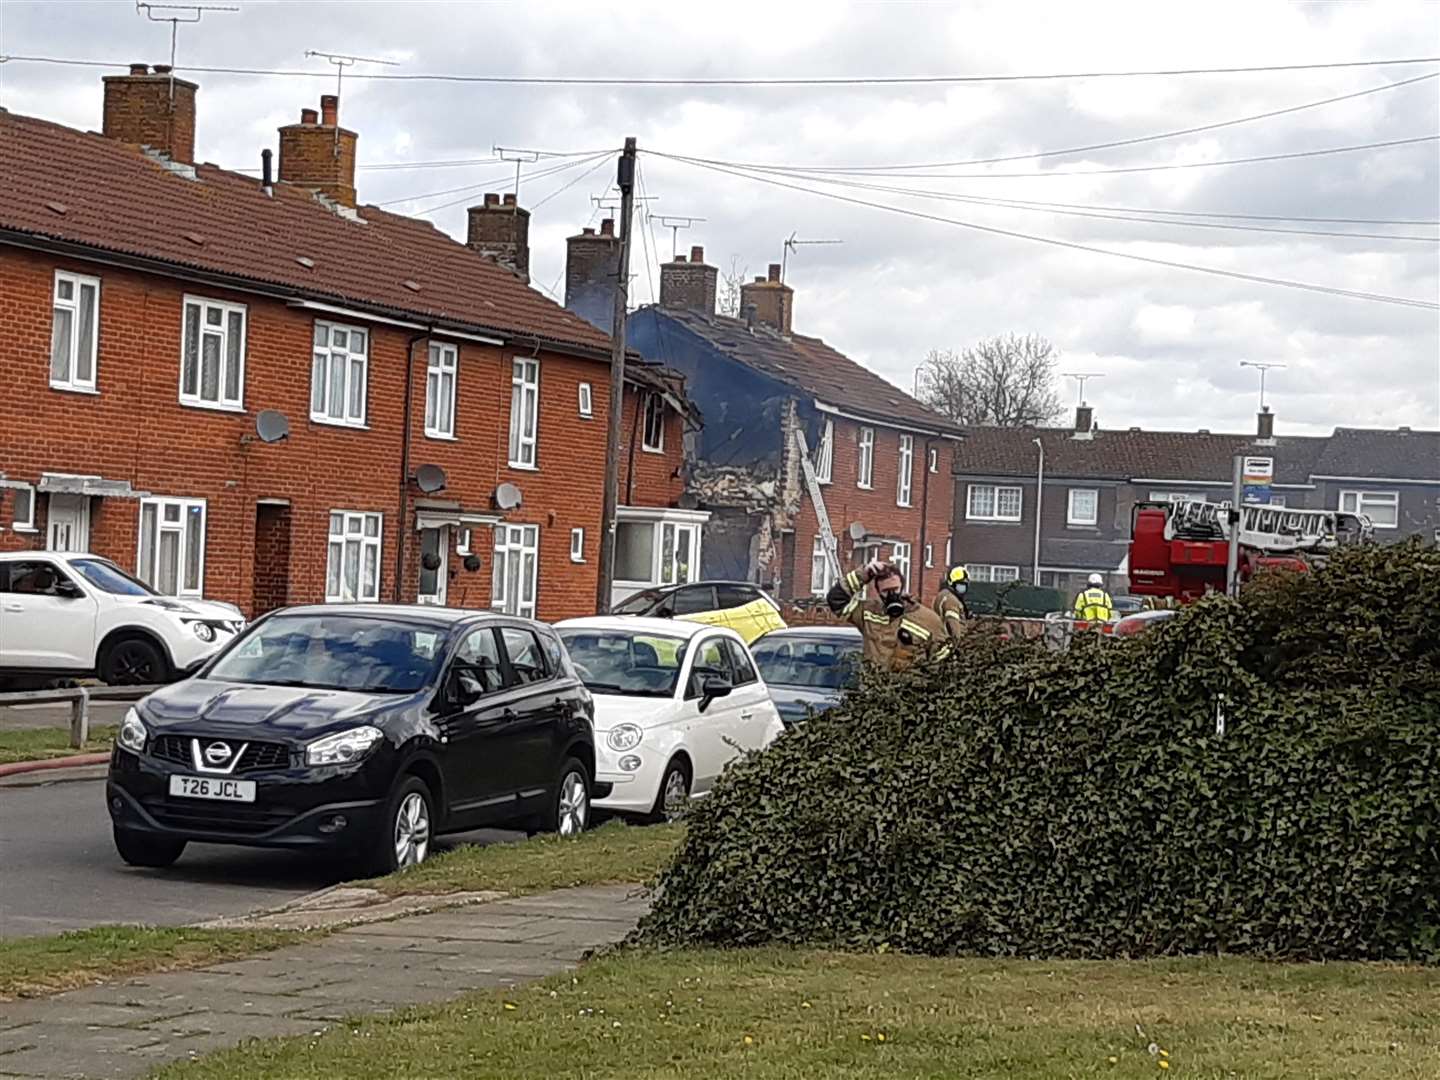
left=611, top=581, right=786, bottom=644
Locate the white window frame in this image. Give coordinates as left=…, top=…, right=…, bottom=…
left=928, top=446, right=939, bottom=473
left=570, top=527, right=586, bottom=563
left=492, top=523, right=539, bottom=617
left=642, top=393, right=666, bottom=453
left=136, top=496, right=207, bottom=598
left=810, top=535, right=837, bottom=596
left=311, top=320, right=369, bottom=427
left=508, top=357, right=540, bottom=468
left=1150, top=491, right=1203, bottom=504
left=967, top=483, right=1023, bottom=522
left=945, top=535, right=952, bottom=567
left=857, top=426, right=874, bottom=489
left=1067, top=488, right=1099, bottom=527
left=892, top=541, right=911, bottom=584
left=925, top=543, right=934, bottom=568
left=424, top=342, right=458, bottom=439
left=51, top=270, right=100, bottom=393
left=966, top=563, right=1021, bottom=583
left=325, top=511, right=383, bottom=603
left=815, top=418, right=834, bottom=484
left=10, top=483, right=37, bottom=532
left=897, top=434, right=914, bottom=507
left=578, top=382, right=594, bottom=418
left=180, top=295, right=246, bottom=411
left=1339, top=489, right=1399, bottom=529
left=455, top=528, right=472, bottom=556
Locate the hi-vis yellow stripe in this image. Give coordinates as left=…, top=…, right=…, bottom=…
left=862, top=611, right=889, bottom=625
left=900, top=618, right=932, bottom=640
left=943, top=609, right=963, bottom=621
left=844, top=571, right=862, bottom=592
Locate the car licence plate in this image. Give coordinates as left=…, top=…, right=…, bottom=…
left=168, top=775, right=256, bottom=803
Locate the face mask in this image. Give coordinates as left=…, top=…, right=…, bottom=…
left=952, top=582, right=968, bottom=597
left=881, top=590, right=905, bottom=618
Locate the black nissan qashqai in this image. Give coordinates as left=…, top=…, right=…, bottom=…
left=106, top=605, right=597, bottom=874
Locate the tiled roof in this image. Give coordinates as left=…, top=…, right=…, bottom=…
left=954, top=423, right=1436, bottom=486
left=0, top=109, right=611, bottom=355
left=651, top=306, right=963, bottom=436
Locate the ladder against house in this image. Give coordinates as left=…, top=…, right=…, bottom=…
left=791, top=427, right=842, bottom=579
left=1165, top=498, right=1372, bottom=554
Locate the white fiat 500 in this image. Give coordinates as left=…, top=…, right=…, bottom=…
left=555, top=617, right=784, bottom=821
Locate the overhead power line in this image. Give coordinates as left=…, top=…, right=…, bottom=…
left=402, top=153, right=611, bottom=217
left=649, top=151, right=1439, bottom=310
left=374, top=154, right=605, bottom=206
left=4, top=53, right=1439, bottom=85
left=712, top=72, right=1440, bottom=173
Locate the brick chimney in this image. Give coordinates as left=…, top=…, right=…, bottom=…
left=277, top=94, right=358, bottom=207
left=565, top=218, right=620, bottom=332
left=466, top=193, right=531, bottom=282
left=659, top=245, right=717, bottom=313
left=739, top=263, right=793, bottom=335
left=1256, top=407, right=1276, bottom=443
left=102, top=62, right=198, bottom=165
left=1072, top=404, right=1095, bottom=440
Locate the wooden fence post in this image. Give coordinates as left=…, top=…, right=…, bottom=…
left=69, top=688, right=91, bottom=749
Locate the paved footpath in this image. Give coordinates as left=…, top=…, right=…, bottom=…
left=0, top=885, right=650, bottom=1079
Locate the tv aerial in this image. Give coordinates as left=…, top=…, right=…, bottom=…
left=1062, top=371, right=1106, bottom=406
left=780, top=231, right=842, bottom=282
left=1240, top=361, right=1286, bottom=412
left=135, top=2, right=238, bottom=100
left=652, top=214, right=707, bottom=259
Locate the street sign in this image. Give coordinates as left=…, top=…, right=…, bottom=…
left=1241, top=456, right=1273, bottom=505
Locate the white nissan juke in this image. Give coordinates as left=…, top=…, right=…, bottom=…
left=555, top=617, right=784, bottom=820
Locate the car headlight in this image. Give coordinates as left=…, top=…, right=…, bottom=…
left=305, top=726, right=384, bottom=767
left=118, top=707, right=147, bottom=753
left=607, top=724, right=643, bottom=752
left=190, top=621, right=216, bottom=642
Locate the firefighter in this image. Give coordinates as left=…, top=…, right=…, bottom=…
left=827, top=559, right=950, bottom=671
left=934, top=564, right=970, bottom=641
left=1073, top=573, right=1115, bottom=623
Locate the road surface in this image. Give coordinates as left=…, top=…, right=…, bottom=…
left=0, top=776, right=516, bottom=938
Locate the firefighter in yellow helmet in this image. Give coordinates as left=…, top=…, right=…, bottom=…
left=827, top=559, right=950, bottom=671
left=1073, top=572, right=1115, bottom=624
left=934, top=564, right=970, bottom=642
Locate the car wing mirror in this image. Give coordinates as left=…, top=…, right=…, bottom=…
left=698, top=673, right=733, bottom=712
left=446, top=667, right=485, bottom=710
left=54, top=579, right=83, bottom=599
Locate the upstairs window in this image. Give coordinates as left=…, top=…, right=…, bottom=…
left=967, top=484, right=1023, bottom=522
left=424, top=342, right=457, bottom=438
left=642, top=393, right=666, bottom=452
left=181, top=296, right=246, bottom=410
left=1340, top=489, right=1398, bottom=529
left=311, top=321, right=368, bottom=427
left=578, top=382, right=594, bottom=418
left=1068, top=488, right=1099, bottom=526
left=857, top=427, right=874, bottom=489
left=897, top=434, right=914, bottom=507
left=508, top=358, right=539, bottom=468
left=51, top=271, right=100, bottom=392
left=814, top=418, right=834, bottom=484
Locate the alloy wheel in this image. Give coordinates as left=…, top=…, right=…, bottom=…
left=114, top=644, right=156, bottom=683
left=662, top=767, right=690, bottom=821
left=393, top=791, right=431, bottom=868
left=557, top=771, right=588, bottom=837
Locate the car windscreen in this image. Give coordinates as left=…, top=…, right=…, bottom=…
left=751, top=637, right=861, bottom=690
left=557, top=629, right=688, bottom=697
left=208, top=615, right=448, bottom=694
left=611, top=589, right=665, bottom=615
left=69, top=558, right=156, bottom=597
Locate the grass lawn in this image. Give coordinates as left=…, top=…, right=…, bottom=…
left=153, top=947, right=1440, bottom=1079
left=0, top=724, right=116, bottom=765
left=366, top=818, right=682, bottom=897
left=0, top=926, right=305, bottom=1001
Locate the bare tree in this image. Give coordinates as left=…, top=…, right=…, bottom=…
left=717, top=256, right=747, bottom=317
left=917, top=334, right=1065, bottom=427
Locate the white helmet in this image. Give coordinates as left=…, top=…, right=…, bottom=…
left=1088, top=573, right=1104, bottom=587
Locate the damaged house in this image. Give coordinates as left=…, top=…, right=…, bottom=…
left=566, top=240, right=961, bottom=602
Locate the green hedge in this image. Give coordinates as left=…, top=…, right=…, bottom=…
left=637, top=540, right=1440, bottom=961
left=962, top=581, right=1068, bottom=617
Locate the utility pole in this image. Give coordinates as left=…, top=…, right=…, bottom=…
left=1225, top=454, right=1243, bottom=596
left=596, top=136, right=637, bottom=614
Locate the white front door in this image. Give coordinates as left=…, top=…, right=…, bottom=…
left=46, top=495, right=91, bottom=552
left=659, top=522, right=698, bottom=586
left=417, top=526, right=449, bottom=606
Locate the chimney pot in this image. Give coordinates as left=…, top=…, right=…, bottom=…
left=300, top=107, right=318, bottom=124
left=152, top=64, right=172, bottom=75
left=484, top=192, right=500, bottom=206
left=261, top=147, right=273, bottom=194
left=129, top=63, right=149, bottom=75
left=319, top=94, right=338, bottom=127
left=503, top=192, right=516, bottom=206
left=690, top=245, right=704, bottom=263
left=767, top=263, right=781, bottom=282
left=599, top=218, right=614, bottom=236
left=582, top=226, right=595, bottom=236
left=466, top=194, right=531, bottom=282
left=1256, top=407, right=1275, bottom=441
left=102, top=63, right=199, bottom=165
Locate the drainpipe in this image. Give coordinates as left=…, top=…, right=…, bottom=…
left=918, top=436, right=933, bottom=591
left=1031, top=437, right=1045, bottom=586
left=394, top=331, right=428, bottom=602
left=624, top=382, right=642, bottom=506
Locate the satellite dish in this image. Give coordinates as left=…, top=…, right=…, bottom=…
left=462, top=553, right=482, bottom=573
left=848, top=521, right=868, bottom=542
left=414, top=464, right=447, bottom=494
left=255, top=410, right=290, bottom=444
left=493, top=483, right=523, bottom=511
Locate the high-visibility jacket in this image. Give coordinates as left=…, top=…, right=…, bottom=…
left=933, top=589, right=969, bottom=642
left=1073, top=587, right=1114, bottom=623
left=827, top=569, right=951, bottom=671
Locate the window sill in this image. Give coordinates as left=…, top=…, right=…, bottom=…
left=856, top=483, right=874, bottom=491
left=579, top=412, right=594, bottom=420
left=311, top=416, right=370, bottom=431
left=12, top=526, right=39, bottom=534
left=507, top=462, right=540, bottom=472
left=570, top=557, right=587, bottom=564
left=51, top=382, right=100, bottom=396
left=897, top=501, right=913, bottom=509
left=424, top=431, right=459, bottom=442
left=641, top=446, right=666, bottom=455
left=181, top=399, right=246, bottom=414
left=1066, top=522, right=1099, bottom=530
left=966, top=517, right=1023, bottom=525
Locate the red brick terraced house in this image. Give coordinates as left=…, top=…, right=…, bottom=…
left=0, top=65, right=700, bottom=620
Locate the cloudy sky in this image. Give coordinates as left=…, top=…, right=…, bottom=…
left=3, top=0, right=1437, bottom=435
